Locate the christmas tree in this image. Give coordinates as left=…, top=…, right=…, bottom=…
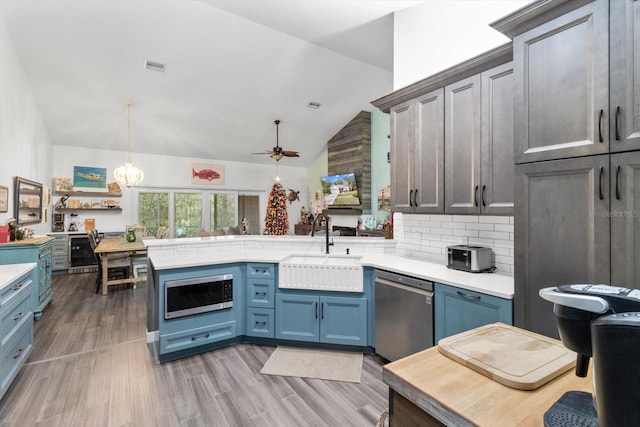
left=264, top=182, right=289, bottom=235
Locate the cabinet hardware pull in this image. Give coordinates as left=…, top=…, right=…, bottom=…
left=12, top=284, right=24, bottom=291
left=255, top=292, right=267, bottom=297
left=474, top=185, right=479, bottom=207
left=598, top=109, right=604, bottom=143
left=321, top=302, right=324, bottom=320
left=481, top=185, right=486, bottom=207
left=12, top=312, right=24, bottom=321
left=315, top=302, right=318, bottom=319
left=616, top=165, right=621, bottom=200
left=599, top=166, right=605, bottom=200
left=409, top=189, right=414, bottom=207
left=13, top=348, right=24, bottom=359
left=413, top=189, right=418, bottom=207
left=256, top=321, right=267, bottom=326
left=456, top=290, right=481, bottom=301
left=615, top=106, right=621, bottom=141
left=191, top=333, right=210, bottom=341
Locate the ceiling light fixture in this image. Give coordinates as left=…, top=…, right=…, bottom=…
left=307, top=101, right=321, bottom=109
left=114, top=102, right=144, bottom=188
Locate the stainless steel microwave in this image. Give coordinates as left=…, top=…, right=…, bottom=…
left=164, top=274, right=233, bottom=319
left=446, top=245, right=493, bottom=273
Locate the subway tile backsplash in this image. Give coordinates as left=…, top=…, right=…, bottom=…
left=393, top=213, right=514, bottom=275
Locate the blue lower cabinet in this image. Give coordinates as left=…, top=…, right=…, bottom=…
left=434, top=283, right=513, bottom=343
left=246, top=307, right=275, bottom=338
left=160, top=320, right=236, bottom=354
left=275, top=293, right=368, bottom=345
left=275, top=294, right=319, bottom=342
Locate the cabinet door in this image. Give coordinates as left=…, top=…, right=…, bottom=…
left=515, top=156, right=610, bottom=338
left=434, top=283, right=512, bottom=343
left=275, top=294, right=319, bottom=343
left=414, top=89, right=445, bottom=213
left=319, top=296, right=367, bottom=346
left=481, top=62, right=514, bottom=214
left=390, top=100, right=414, bottom=213
left=445, top=74, right=482, bottom=214
left=610, top=152, right=640, bottom=288
left=610, top=0, right=640, bottom=152
left=512, top=0, right=609, bottom=163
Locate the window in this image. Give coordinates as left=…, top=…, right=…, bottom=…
left=136, top=189, right=262, bottom=238
left=138, top=192, right=169, bottom=237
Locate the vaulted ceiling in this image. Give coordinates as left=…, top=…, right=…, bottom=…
left=0, top=0, right=424, bottom=167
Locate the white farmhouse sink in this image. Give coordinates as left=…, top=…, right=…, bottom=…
left=279, top=254, right=363, bottom=292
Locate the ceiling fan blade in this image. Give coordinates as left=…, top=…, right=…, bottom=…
left=251, top=151, right=273, bottom=155
left=282, top=151, right=299, bottom=157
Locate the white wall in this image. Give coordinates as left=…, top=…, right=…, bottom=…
left=393, top=0, right=530, bottom=89
left=52, top=145, right=308, bottom=234
left=0, top=13, right=53, bottom=235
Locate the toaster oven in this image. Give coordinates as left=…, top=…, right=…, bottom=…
left=446, top=245, right=493, bottom=273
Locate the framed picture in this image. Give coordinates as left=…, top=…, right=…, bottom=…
left=191, top=162, right=224, bottom=185
left=73, top=166, right=107, bottom=189
left=0, top=185, right=8, bottom=213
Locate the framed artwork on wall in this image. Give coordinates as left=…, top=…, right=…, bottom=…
left=0, top=185, right=8, bottom=213
left=73, top=166, right=107, bottom=189
left=191, top=162, right=224, bottom=185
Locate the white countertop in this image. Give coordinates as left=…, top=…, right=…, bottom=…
left=150, top=247, right=514, bottom=299
left=0, top=263, right=36, bottom=292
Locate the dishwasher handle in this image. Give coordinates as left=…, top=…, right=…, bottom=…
left=375, top=277, right=434, bottom=301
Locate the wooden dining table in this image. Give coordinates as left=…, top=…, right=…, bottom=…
left=94, top=237, right=147, bottom=295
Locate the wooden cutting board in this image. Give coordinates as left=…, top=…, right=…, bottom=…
left=438, top=323, right=576, bottom=390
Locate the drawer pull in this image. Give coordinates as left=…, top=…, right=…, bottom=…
left=191, top=333, right=210, bottom=342
left=255, top=292, right=267, bottom=297
left=12, top=284, right=24, bottom=291
left=456, top=290, right=481, bottom=301
left=254, top=269, right=266, bottom=274
left=13, top=348, right=24, bottom=359
left=13, top=312, right=25, bottom=321
left=255, top=321, right=267, bottom=326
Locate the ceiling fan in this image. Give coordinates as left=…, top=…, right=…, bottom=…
left=252, top=119, right=299, bottom=161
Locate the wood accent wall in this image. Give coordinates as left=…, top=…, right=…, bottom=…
left=327, top=111, right=371, bottom=214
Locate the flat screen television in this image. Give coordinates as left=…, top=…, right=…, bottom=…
left=320, top=173, right=360, bottom=207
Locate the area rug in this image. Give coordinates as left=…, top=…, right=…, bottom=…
left=260, top=346, right=363, bottom=383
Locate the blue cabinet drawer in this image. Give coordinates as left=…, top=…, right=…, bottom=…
left=246, top=307, right=275, bottom=338
left=0, top=274, right=32, bottom=310
left=160, top=320, right=236, bottom=354
left=247, top=279, right=275, bottom=308
left=247, top=263, right=276, bottom=280
left=0, top=286, right=32, bottom=349
left=435, top=283, right=513, bottom=343
left=0, top=318, right=33, bottom=399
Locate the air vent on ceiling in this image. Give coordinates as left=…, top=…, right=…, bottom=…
left=307, top=101, right=321, bottom=109
left=144, top=60, right=166, bottom=72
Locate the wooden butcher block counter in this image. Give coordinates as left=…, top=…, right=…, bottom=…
left=383, top=324, right=593, bottom=426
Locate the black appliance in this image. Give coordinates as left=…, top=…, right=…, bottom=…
left=52, top=213, right=65, bottom=232
left=539, top=284, right=640, bottom=427
left=446, top=245, right=493, bottom=273
left=69, top=234, right=98, bottom=273
left=164, top=274, right=233, bottom=319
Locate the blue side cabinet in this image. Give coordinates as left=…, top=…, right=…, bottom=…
left=434, top=282, right=513, bottom=343
left=246, top=263, right=276, bottom=338
left=0, top=237, right=53, bottom=320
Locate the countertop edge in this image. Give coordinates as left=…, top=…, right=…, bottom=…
left=0, top=263, right=37, bottom=292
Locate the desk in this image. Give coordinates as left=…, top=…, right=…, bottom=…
left=383, top=329, right=592, bottom=426
left=94, top=238, right=147, bottom=295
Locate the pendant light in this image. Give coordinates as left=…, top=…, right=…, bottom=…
left=114, top=102, right=144, bottom=188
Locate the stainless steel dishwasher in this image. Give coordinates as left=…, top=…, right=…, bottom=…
left=375, top=269, right=434, bottom=362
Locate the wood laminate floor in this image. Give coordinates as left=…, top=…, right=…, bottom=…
left=0, top=273, right=389, bottom=427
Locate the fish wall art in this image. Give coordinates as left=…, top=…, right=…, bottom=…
left=190, top=162, right=225, bottom=185
left=73, top=166, right=107, bottom=189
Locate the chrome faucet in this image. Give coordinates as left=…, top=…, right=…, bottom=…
left=311, top=213, right=334, bottom=254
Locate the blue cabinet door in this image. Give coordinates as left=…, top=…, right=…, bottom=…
left=319, top=296, right=367, bottom=345
left=275, top=294, right=319, bottom=343
left=434, top=283, right=513, bottom=343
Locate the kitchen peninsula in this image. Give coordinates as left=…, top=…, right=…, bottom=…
left=145, top=235, right=514, bottom=363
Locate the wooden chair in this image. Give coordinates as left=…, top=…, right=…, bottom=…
left=88, top=231, right=131, bottom=294
left=156, top=226, right=168, bottom=239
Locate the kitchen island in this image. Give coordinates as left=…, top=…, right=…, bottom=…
left=383, top=329, right=592, bottom=426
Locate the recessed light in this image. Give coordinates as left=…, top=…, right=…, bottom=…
left=144, top=60, right=166, bottom=72
left=307, top=101, right=321, bottom=109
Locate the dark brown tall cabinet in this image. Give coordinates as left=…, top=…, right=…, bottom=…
left=493, top=0, right=640, bottom=337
